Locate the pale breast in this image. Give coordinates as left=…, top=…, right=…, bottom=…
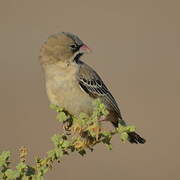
left=45, top=63, right=94, bottom=116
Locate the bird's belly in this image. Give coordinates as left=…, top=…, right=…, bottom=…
left=46, top=77, right=94, bottom=116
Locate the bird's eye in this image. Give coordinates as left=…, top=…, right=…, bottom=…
left=70, top=44, right=77, bottom=49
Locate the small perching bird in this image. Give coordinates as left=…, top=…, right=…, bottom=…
left=39, top=32, right=146, bottom=144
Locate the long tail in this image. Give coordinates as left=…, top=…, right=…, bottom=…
left=128, top=131, right=146, bottom=144
left=112, top=120, right=146, bottom=144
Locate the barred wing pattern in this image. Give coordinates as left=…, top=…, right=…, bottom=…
left=77, top=61, right=123, bottom=120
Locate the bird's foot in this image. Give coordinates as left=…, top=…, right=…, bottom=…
left=63, top=118, right=73, bottom=133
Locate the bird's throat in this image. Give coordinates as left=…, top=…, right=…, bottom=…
left=73, top=53, right=83, bottom=63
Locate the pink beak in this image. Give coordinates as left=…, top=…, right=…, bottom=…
left=79, top=44, right=92, bottom=53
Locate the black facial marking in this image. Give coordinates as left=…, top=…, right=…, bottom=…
left=70, top=44, right=77, bottom=49
left=74, top=53, right=83, bottom=63
left=62, top=32, right=85, bottom=63
left=70, top=44, right=79, bottom=53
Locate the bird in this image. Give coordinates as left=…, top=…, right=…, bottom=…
left=39, top=32, right=146, bottom=144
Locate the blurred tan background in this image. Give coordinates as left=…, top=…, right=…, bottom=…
left=0, top=0, right=179, bottom=179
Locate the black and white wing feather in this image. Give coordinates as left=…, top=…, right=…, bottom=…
left=76, top=61, right=146, bottom=144
left=77, top=61, right=123, bottom=120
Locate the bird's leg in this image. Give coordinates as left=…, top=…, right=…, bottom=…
left=63, top=117, right=73, bottom=133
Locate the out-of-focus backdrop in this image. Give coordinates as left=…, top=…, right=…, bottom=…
left=0, top=0, right=179, bottom=180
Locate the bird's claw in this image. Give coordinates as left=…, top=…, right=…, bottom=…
left=63, top=118, right=73, bottom=133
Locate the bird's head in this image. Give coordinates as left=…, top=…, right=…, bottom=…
left=39, top=32, right=91, bottom=65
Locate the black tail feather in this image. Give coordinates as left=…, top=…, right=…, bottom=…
left=111, top=120, right=146, bottom=144
left=128, top=132, right=146, bottom=144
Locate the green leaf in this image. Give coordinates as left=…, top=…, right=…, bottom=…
left=48, top=148, right=63, bottom=160
left=120, top=132, right=129, bottom=142
left=55, top=149, right=63, bottom=158
left=75, top=113, right=88, bottom=126
left=61, top=140, right=71, bottom=149
left=127, top=126, right=136, bottom=132
left=117, top=125, right=136, bottom=134
left=92, top=98, right=101, bottom=106
left=5, top=169, right=20, bottom=179
left=47, top=150, right=56, bottom=159
left=117, top=126, right=127, bottom=133
left=102, top=131, right=111, bottom=137
left=78, top=149, right=86, bottom=156
left=0, top=151, right=11, bottom=160
left=79, top=112, right=89, bottom=120
left=0, top=172, right=4, bottom=179
left=0, top=151, right=11, bottom=167
left=51, top=135, right=63, bottom=147
left=56, top=112, right=68, bottom=122
left=107, top=144, right=112, bottom=150
left=25, top=166, right=36, bottom=176
left=16, top=162, right=27, bottom=171
left=22, top=176, right=31, bottom=180
left=33, top=175, right=44, bottom=180
left=50, top=104, right=63, bottom=112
